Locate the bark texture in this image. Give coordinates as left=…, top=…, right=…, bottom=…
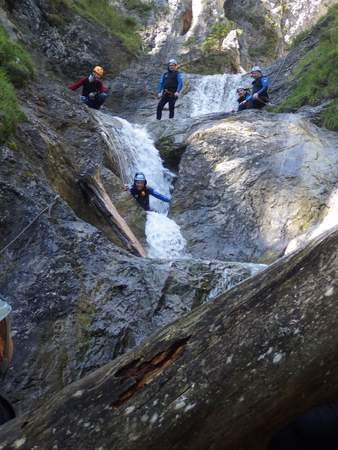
left=1, top=227, right=338, bottom=450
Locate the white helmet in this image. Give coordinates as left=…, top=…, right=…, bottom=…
left=168, top=58, right=178, bottom=65
left=251, top=66, right=262, bottom=73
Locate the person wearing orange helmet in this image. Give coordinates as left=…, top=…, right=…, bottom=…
left=68, top=65, right=108, bottom=110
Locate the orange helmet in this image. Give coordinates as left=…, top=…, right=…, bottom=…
left=93, top=66, right=104, bottom=77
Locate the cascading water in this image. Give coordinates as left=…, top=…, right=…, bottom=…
left=184, top=73, right=244, bottom=117
left=95, top=112, right=187, bottom=259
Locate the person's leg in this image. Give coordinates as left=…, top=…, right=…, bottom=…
left=157, top=96, right=168, bottom=120
left=88, top=93, right=108, bottom=110
left=238, top=100, right=253, bottom=111
left=168, top=96, right=177, bottom=119
left=252, top=95, right=268, bottom=109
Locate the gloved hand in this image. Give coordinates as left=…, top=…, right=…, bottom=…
left=174, top=92, right=179, bottom=97
left=240, top=100, right=247, bottom=105
left=124, top=184, right=129, bottom=191
left=158, top=92, right=162, bottom=98
left=253, top=93, right=259, bottom=100
left=89, top=92, right=97, bottom=100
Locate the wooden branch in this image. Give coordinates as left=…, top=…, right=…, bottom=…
left=1, top=228, right=338, bottom=450
left=79, top=171, right=146, bottom=257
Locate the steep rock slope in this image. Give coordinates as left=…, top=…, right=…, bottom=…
left=0, top=1, right=260, bottom=415
left=171, top=111, right=338, bottom=262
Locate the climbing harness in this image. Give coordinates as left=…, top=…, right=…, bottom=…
left=0, top=195, right=60, bottom=256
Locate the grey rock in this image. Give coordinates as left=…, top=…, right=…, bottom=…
left=171, top=111, right=338, bottom=262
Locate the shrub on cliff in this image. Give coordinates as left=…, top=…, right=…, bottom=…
left=275, top=4, right=338, bottom=131
left=0, top=26, right=33, bottom=141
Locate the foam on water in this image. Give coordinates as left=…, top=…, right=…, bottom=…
left=95, top=112, right=187, bottom=258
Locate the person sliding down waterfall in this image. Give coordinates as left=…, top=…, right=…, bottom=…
left=68, top=66, right=108, bottom=110
left=238, top=66, right=269, bottom=111
left=125, top=173, right=170, bottom=211
left=156, top=59, right=183, bottom=120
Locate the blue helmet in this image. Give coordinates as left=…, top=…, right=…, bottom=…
left=134, top=172, right=146, bottom=182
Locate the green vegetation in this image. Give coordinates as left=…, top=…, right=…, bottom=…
left=0, top=26, right=33, bottom=141
left=274, top=4, right=338, bottom=131
left=201, top=20, right=232, bottom=54
left=0, top=26, right=34, bottom=87
left=123, top=0, right=152, bottom=18
left=50, top=0, right=141, bottom=53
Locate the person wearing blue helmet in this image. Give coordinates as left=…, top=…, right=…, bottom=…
left=238, top=66, right=269, bottom=111
left=156, top=59, right=184, bottom=120
left=125, top=173, right=170, bottom=211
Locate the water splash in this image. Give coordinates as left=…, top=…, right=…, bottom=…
left=146, top=212, right=187, bottom=259
left=94, top=112, right=187, bottom=258
left=184, top=73, right=244, bottom=117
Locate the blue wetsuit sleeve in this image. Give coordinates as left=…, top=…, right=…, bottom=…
left=157, top=74, right=165, bottom=94
left=256, top=76, right=269, bottom=96
left=177, top=73, right=183, bottom=93
left=148, top=187, right=170, bottom=203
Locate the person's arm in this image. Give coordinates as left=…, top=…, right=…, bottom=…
left=255, top=76, right=269, bottom=96
left=148, top=187, right=170, bottom=203
left=157, top=74, right=165, bottom=94
left=68, top=77, right=86, bottom=91
left=176, top=72, right=183, bottom=93
left=98, top=81, right=108, bottom=94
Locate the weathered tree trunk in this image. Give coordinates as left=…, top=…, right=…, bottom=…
left=80, top=171, right=146, bottom=257
left=1, top=228, right=338, bottom=450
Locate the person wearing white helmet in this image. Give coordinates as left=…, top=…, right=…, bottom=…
left=156, top=58, right=184, bottom=120
left=238, top=66, right=269, bottom=111
left=124, top=173, right=170, bottom=211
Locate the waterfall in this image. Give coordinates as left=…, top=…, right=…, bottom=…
left=95, top=112, right=187, bottom=259
left=93, top=72, right=246, bottom=260
left=183, top=73, right=244, bottom=117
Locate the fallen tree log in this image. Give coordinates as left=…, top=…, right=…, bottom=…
left=1, top=227, right=338, bottom=450
left=79, top=171, right=146, bottom=257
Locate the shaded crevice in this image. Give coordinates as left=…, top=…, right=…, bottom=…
left=181, top=3, right=193, bottom=35
left=112, top=337, right=190, bottom=407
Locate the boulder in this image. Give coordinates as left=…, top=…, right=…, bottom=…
left=171, top=111, right=338, bottom=262
left=1, top=223, right=338, bottom=450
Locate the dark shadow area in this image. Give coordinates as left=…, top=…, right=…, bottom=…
left=268, top=401, right=338, bottom=450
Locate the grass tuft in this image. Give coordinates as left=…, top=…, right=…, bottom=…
left=274, top=4, right=338, bottom=131
left=0, top=26, right=32, bottom=141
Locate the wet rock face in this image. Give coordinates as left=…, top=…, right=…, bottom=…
left=0, top=158, right=256, bottom=414
left=171, top=111, right=338, bottom=262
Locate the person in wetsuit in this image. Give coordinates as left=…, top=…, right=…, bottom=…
left=238, top=66, right=269, bottom=111
left=236, top=87, right=251, bottom=111
left=125, top=173, right=170, bottom=211
left=68, top=66, right=108, bottom=110
left=156, top=59, right=184, bottom=120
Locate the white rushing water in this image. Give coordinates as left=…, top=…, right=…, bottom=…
left=93, top=72, right=246, bottom=260
left=184, top=73, right=244, bottom=117
left=95, top=112, right=187, bottom=259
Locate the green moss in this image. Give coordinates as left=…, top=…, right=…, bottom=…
left=0, top=26, right=34, bottom=87
left=0, top=27, right=32, bottom=141
left=123, top=0, right=152, bottom=18
left=0, top=70, right=25, bottom=141
left=273, top=4, right=338, bottom=131
left=201, top=20, right=232, bottom=54
left=50, top=0, right=142, bottom=53
left=319, top=100, right=338, bottom=131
